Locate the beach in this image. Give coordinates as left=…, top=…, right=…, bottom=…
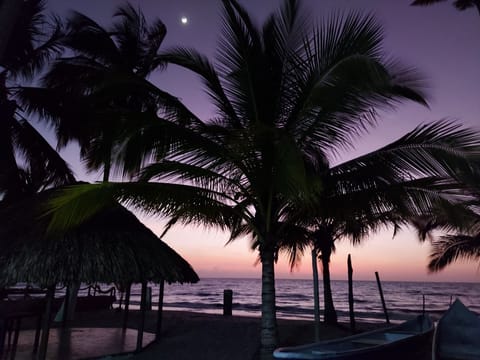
left=11, top=309, right=432, bottom=360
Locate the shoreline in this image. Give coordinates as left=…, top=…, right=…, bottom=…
left=14, top=309, right=431, bottom=359
left=62, top=310, right=384, bottom=359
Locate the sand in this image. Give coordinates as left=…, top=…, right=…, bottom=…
left=62, top=310, right=380, bottom=359
left=11, top=309, right=430, bottom=360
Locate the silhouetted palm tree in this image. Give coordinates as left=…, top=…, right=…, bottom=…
left=0, top=0, right=74, bottom=201
left=429, top=232, right=480, bottom=270
left=278, top=121, right=480, bottom=325
left=21, top=2, right=175, bottom=182
left=43, top=0, right=447, bottom=356
left=410, top=169, right=480, bottom=271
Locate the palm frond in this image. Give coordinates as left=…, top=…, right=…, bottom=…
left=45, top=182, right=242, bottom=236
left=161, top=47, right=240, bottom=126
left=332, top=120, right=480, bottom=183
left=411, top=0, right=478, bottom=12
left=411, top=0, right=447, bottom=5
left=2, top=1, right=64, bottom=80
left=62, top=11, right=120, bottom=64
left=275, top=222, right=311, bottom=269
left=11, top=117, right=76, bottom=188
left=428, top=233, right=480, bottom=271
left=288, top=12, right=428, bottom=154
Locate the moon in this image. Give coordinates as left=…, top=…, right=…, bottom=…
left=180, top=16, right=188, bottom=25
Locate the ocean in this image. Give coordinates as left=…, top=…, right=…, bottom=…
left=119, top=278, right=480, bottom=323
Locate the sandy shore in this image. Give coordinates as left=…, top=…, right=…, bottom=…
left=15, top=309, right=430, bottom=359
left=65, top=310, right=386, bottom=359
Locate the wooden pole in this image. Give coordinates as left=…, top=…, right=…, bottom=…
left=375, top=271, right=390, bottom=324
left=122, top=283, right=131, bottom=330
left=61, top=286, right=70, bottom=328
left=156, top=280, right=165, bottom=340
left=33, top=314, right=42, bottom=353
left=136, top=282, right=147, bottom=352
left=347, top=254, right=355, bottom=332
left=146, top=287, right=152, bottom=311
left=38, top=286, right=55, bottom=360
left=311, top=248, right=321, bottom=341
left=223, top=289, right=233, bottom=316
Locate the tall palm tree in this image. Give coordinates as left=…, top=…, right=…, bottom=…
left=410, top=168, right=480, bottom=271
left=42, top=1, right=480, bottom=358
left=411, top=0, right=480, bottom=15
left=0, top=0, right=23, bottom=61
left=279, top=121, right=479, bottom=325
left=0, top=0, right=74, bottom=201
left=20, top=2, right=174, bottom=182
left=18, top=3, right=176, bottom=320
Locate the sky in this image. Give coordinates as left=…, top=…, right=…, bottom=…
left=42, top=0, right=480, bottom=282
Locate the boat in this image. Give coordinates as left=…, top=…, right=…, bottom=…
left=432, top=299, right=480, bottom=360
left=273, top=314, right=433, bottom=359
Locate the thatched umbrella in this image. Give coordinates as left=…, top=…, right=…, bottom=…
left=0, top=190, right=199, bottom=358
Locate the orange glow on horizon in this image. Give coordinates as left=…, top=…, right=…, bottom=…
left=140, top=217, right=479, bottom=283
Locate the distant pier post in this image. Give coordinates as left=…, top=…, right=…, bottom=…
left=375, top=271, right=390, bottom=324
left=223, top=289, right=233, bottom=316
left=347, top=254, right=355, bottom=332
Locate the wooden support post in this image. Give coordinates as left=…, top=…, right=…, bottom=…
left=375, top=271, right=390, bottom=324
left=33, top=314, right=42, bottom=353
left=311, top=248, right=321, bottom=342
left=122, top=283, right=131, bottom=330
left=38, top=286, right=55, bottom=360
left=223, top=289, right=233, bottom=316
left=10, top=318, right=20, bottom=360
left=136, top=282, right=147, bottom=352
left=61, top=286, right=70, bottom=328
left=0, top=318, right=6, bottom=356
left=156, top=280, right=165, bottom=340
left=347, top=254, right=355, bottom=332
left=146, top=287, right=152, bottom=311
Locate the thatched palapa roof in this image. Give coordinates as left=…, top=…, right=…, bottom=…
left=0, top=191, right=199, bottom=287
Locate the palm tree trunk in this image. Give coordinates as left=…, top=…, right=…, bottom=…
left=0, top=0, right=23, bottom=63
left=103, top=157, right=111, bottom=182
left=311, top=248, right=321, bottom=341
left=260, top=246, right=278, bottom=360
left=474, top=0, right=480, bottom=16
left=0, top=98, right=23, bottom=199
left=321, top=247, right=337, bottom=325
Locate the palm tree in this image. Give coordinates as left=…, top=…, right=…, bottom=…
left=0, top=0, right=24, bottom=61
left=0, top=0, right=74, bottom=202
left=278, top=121, right=480, bottom=326
left=43, top=0, right=451, bottom=356
left=412, top=198, right=480, bottom=271
left=20, top=2, right=174, bottom=182
left=411, top=0, right=480, bottom=15
left=18, top=3, right=177, bottom=320
left=429, top=232, right=480, bottom=270
left=43, top=0, right=480, bottom=356
left=409, top=168, right=480, bottom=271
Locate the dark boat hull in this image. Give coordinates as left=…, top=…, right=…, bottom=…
left=432, top=299, right=480, bottom=360
left=274, top=315, right=433, bottom=360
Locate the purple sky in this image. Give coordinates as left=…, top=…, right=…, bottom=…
left=42, top=0, right=480, bottom=281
